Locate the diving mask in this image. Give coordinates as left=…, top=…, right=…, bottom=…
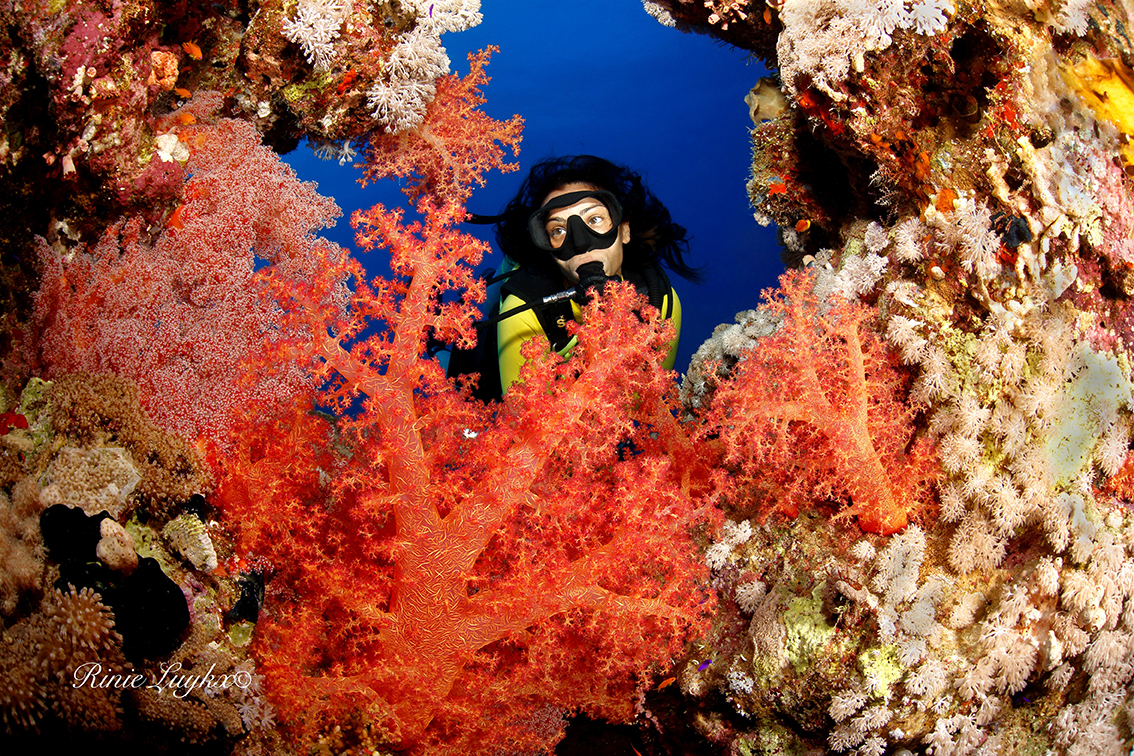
left=527, top=190, right=623, bottom=261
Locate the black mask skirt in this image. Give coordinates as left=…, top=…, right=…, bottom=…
left=527, top=190, right=623, bottom=261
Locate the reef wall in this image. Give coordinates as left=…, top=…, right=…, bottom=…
left=650, top=0, right=1134, bottom=754
left=8, top=0, right=1134, bottom=753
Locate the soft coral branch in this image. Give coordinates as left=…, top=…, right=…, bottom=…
left=702, top=269, right=938, bottom=534
left=225, top=207, right=714, bottom=753
left=359, top=47, right=524, bottom=205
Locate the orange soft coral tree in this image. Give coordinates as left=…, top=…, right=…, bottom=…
left=219, top=205, right=716, bottom=753
left=358, top=47, right=524, bottom=205
left=217, top=75, right=714, bottom=751
left=698, top=269, right=938, bottom=535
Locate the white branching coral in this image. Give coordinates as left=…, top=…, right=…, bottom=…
left=864, top=221, right=890, bottom=254
left=282, top=0, right=351, bottom=73
left=925, top=193, right=1002, bottom=282
left=312, top=138, right=357, bottom=165
left=891, top=217, right=926, bottom=262
left=871, top=525, right=926, bottom=608
left=829, top=688, right=868, bottom=722
left=776, top=0, right=955, bottom=95
left=363, top=1, right=482, bottom=132
left=906, top=0, right=952, bottom=35
left=367, top=24, right=451, bottom=132
left=705, top=518, right=754, bottom=571
left=726, top=666, right=755, bottom=694
left=404, top=0, right=483, bottom=34
left=886, top=315, right=928, bottom=365
left=734, top=578, right=767, bottom=613
left=833, top=252, right=888, bottom=300
left=681, top=307, right=781, bottom=409
left=642, top=0, right=677, bottom=27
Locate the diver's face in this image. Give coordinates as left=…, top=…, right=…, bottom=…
left=541, top=183, right=629, bottom=284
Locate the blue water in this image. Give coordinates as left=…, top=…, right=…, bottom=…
left=284, top=1, right=782, bottom=376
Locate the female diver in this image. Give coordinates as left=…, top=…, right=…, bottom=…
left=491, top=155, right=701, bottom=395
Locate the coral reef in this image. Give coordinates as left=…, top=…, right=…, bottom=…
left=4, top=3, right=706, bottom=748
left=0, top=374, right=277, bottom=752
left=31, top=100, right=346, bottom=451
left=0, top=0, right=486, bottom=388
left=19, top=0, right=1134, bottom=751
left=0, top=585, right=128, bottom=733
left=653, top=0, right=1134, bottom=753
left=219, top=189, right=718, bottom=753
left=0, top=479, right=47, bottom=618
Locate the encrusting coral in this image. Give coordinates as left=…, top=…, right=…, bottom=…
left=0, top=585, right=128, bottom=734
left=45, top=373, right=211, bottom=518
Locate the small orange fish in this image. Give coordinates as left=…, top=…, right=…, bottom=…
left=767, top=182, right=787, bottom=196
left=337, top=70, right=358, bottom=95
left=795, top=219, right=811, bottom=232
left=177, top=112, right=197, bottom=125
left=167, top=204, right=186, bottom=230
left=174, top=87, right=192, bottom=98
left=182, top=41, right=203, bottom=60
left=657, top=676, right=676, bottom=690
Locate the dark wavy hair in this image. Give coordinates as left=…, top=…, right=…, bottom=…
left=494, top=155, right=702, bottom=282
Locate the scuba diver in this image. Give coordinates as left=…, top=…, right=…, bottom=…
left=451, top=155, right=701, bottom=399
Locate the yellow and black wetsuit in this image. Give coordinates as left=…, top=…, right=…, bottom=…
left=497, top=264, right=682, bottom=395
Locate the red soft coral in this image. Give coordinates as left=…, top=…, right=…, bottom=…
left=358, top=47, right=524, bottom=205
left=220, top=201, right=716, bottom=753
left=700, top=269, right=938, bottom=534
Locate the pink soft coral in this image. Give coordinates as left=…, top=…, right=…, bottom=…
left=32, top=109, right=344, bottom=451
